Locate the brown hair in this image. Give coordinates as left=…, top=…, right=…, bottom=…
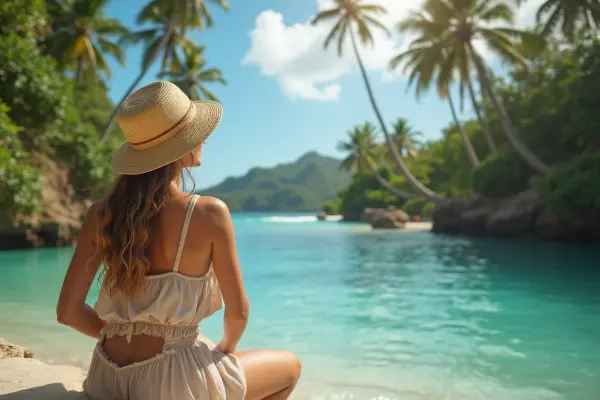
left=95, top=161, right=195, bottom=297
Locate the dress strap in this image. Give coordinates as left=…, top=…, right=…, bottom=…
left=173, top=195, right=200, bottom=272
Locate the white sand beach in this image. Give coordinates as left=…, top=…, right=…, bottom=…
left=0, top=357, right=86, bottom=399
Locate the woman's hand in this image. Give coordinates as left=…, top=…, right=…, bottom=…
left=216, top=341, right=236, bottom=354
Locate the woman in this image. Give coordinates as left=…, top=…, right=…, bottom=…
left=57, top=81, right=301, bottom=399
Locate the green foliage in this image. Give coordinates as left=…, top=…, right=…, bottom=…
left=322, top=198, right=341, bottom=215
left=472, top=150, right=532, bottom=198
left=334, top=168, right=405, bottom=218
left=0, top=103, right=25, bottom=159
left=0, top=33, right=67, bottom=129
left=202, top=152, right=351, bottom=212
left=0, top=147, right=43, bottom=214
left=402, top=197, right=434, bottom=217
left=0, top=0, right=48, bottom=40
left=536, top=153, right=600, bottom=218
left=0, top=104, right=42, bottom=213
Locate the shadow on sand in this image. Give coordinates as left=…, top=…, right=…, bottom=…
left=0, top=383, right=87, bottom=400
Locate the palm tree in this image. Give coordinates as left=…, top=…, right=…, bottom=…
left=311, top=0, right=444, bottom=204
left=338, top=123, right=416, bottom=199
left=396, top=0, right=550, bottom=174
left=391, top=118, right=423, bottom=158
left=159, top=45, right=226, bottom=101
left=520, top=0, right=600, bottom=40
left=42, top=0, right=129, bottom=83
left=100, top=0, right=229, bottom=140
left=389, top=41, right=481, bottom=167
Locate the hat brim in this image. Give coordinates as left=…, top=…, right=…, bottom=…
left=111, top=100, right=222, bottom=175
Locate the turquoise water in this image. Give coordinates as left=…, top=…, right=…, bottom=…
left=0, top=214, right=599, bottom=399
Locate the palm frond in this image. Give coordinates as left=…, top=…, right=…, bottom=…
left=356, top=18, right=375, bottom=46
left=199, top=85, right=219, bottom=101
left=311, top=7, right=342, bottom=25
left=323, top=18, right=344, bottom=50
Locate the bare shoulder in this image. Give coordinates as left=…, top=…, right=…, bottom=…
left=193, top=196, right=232, bottom=231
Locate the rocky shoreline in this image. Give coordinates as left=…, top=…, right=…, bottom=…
left=431, top=189, right=600, bottom=242
left=0, top=338, right=86, bottom=398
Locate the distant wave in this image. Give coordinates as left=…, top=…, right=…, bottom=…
left=260, top=216, right=317, bottom=223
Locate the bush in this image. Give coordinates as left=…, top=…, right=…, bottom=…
left=0, top=0, right=48, bottom=40
left=0, top=147, right=42, bottom=214
left=0, top=33, right=67, bottom=129
left=402, top=197, right=435, bottom=217
left=50, top=123, right=116, bottom=197
left=536, top=153, right=600, bottom=218
left=472, top=150, right=532, bottom=198
left=322, top=198, right=341, bottom=214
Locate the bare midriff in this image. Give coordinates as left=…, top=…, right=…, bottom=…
left=102, top=334, right=166, bottom=367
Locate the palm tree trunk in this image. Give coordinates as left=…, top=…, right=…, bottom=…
left=364, top=156, right=416, bottom=199
left=467, top=76, right=497, bottom=154
left=75, top=57, right=83, bottom=85
left=100, top=24, right=176, bottom=141
left=448, top=93, right=480, bottom=168
left=349, top=29, right=445, bottom=204
left=469, top=43, right=551, bottom=174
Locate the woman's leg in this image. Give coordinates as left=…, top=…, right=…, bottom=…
left=235, top=350, right=301, bottom=400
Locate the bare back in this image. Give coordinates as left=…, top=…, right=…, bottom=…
left=103, top=194, right=218, bottom=366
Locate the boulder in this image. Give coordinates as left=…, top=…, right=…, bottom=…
left=534, top=207, right=566, bottom=241
left=316, top=211, right=327, bottom=221
left=360, top=208, right=378, bottom=223
left=369, top=209, right=409, bottom=229
left=460, top=206, right=493, bottom=235
left=432, top=198, right=481, bottom=234
left=486, top=189, right=540, bottom=236
left=0, top=339, right=34, bottom=360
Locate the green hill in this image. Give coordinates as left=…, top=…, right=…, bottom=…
left=198, top=152, right=350, bottom=212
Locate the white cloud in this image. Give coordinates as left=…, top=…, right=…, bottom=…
left=242, top=0, right=544, bottom=102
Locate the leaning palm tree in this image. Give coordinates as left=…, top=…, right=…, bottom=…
left=42, top=0, right=129, bottom=83
left=396, top=0, right=550, bottom=174
left=311, top=0, right=444, bottom=204
left=100, top=0, right=229, bottom=140
left=338, top=123, right=416, bottom=199
left=390, top=41, right=481, bottom=167
left=516, top=0, right=600, bottom=41
left=159, top=46, right=226, bottom=101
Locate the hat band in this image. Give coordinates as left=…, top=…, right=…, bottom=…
left=129, top=102, right=197, bottom=150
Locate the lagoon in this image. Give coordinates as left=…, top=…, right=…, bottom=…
left=0, top=214, right=599, bottom=399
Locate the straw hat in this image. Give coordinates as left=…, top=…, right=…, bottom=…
left=111, top=81, right=222, bottom=175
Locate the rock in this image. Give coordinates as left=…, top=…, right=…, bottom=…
left=360, top=208, right=378, bottom=223
left=0, top=357, right=86, bottom=398
left=369, top=209, right=409, bottom=229
left=460, top=206, right=493, bottom=235
left=0, top=155, right=87, bottom=250
left=316, top=211, right=327, bottom=221
left=432, top=198, right=481, bottom=234
left=0, top=339, right=34, bottom=360
left=534, top=207, right=565, bottom=240
left=486, top=189, right=540, bottom=236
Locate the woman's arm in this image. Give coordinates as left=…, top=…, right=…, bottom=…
left=207, top=199, right=250, bottom=354
left=56, top=203, right=105, bottom=339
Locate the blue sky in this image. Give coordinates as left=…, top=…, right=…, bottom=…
left=104, top=0, right=540, bottom=188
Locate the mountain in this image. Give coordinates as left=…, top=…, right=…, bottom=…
left=198, top=152, right=350, bottom=212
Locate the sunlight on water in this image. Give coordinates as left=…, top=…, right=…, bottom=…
left=0, top=215, right=599, bottom=399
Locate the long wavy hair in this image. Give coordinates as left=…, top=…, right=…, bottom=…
left=95, top=161, right=195, bottom=297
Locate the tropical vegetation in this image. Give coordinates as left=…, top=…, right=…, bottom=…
left=0, top=0, right=227, bottom=222
left=319, top=0, right=600, bottom=224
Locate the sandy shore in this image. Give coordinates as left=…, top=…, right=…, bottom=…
left=404, top=221, right=433, bottom=231
left=0, top=357, right=86, bottom=399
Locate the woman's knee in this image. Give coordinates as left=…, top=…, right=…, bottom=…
left=282, top=350, right=302, bottom=385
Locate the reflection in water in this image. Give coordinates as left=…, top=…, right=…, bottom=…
left=340, top=231, right=600, bottom=399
